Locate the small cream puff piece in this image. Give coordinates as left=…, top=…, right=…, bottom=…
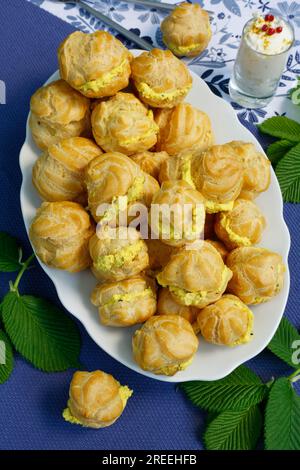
left=214, top=199, right=266, bottom=250
left=91, top=275, right=157, bottom=327
left=155, top=103, right=214, bottom=156
left=32, top=137, right=102, bottom=204
left=194, top=295, right=253, bottom=346
left=132, top=315, right=199, bottom=375
left=131, top=48, right=192, bottom=108
left=63, top=370, right=132, bottom=428
left=89, top=226, right=149, bottom=282
left=150, top=180, right=205, bottom=247
left=157, top=288, right=199, bottom=323
left=226, top=247, right=285, bottom=304
left=161, top=3, right=212, bottom=57
left=130, top=150, right=169, bottom=180
left=29, top=79, right=90, bottom=150
left=29, top=201, right=94, bottom=272
left=58, top=31, right=132, bottom=98
left=91, top=92, right=158, bottom=155
left=156, top=241, right=232, bottom=308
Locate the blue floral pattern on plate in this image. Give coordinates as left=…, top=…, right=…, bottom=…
left=26, top=0, right=300, bottom=126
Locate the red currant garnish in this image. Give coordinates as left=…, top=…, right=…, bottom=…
left=267, top=27, right=276, bottom=35
left=276, top=26, right=283, bottom=33
left=265, top=14, right=270, bottom=21
left=262, top=24, right=268, bottom=31
left=269, top=14, right=274, bottom=21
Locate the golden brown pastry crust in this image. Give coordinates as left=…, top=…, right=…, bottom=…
left=226, top=247, right=285, bottom=304
left=29, top=79, right=90, bottom=150
left=229, top=141, right=271, bottom=199
left=132, top=314, right=199, bottom=375
left=32, top=137, right=102, bottom=204
left=161, top=3, right=212, bottom=57
left=157, top=288, right=199, bottom=323
left=194, top=294, right=253, bottom=346
left=84, top=152, right=156, bottom=223
left=89, top=226, right=149, bottom=282
left=144, top=238, right=178, bottom=272
left=91, top=92, right=158, bottom=155
left=155, top=103, right=214, bottom=155
left=156, top=241, right=232, bottom=308
left=67, top=370, right=131, bottom=428
left=214, top=199, right=266, bottom=250
left=131, top=48, right=192, bottom=108
left=29, top=201, right=94, bottom=272
left=150, top=180, right=205, bottom=247
left=205, top=239, right=228, bottom=262
left=159, top=151, right=194, bottom=185
left=58, top=31, right=132, bottom=98
left=191, top=143, right=244, bottom=212
left=130, top=151, right=169, bottom=180
left=91, top=275, right=157, bottom=327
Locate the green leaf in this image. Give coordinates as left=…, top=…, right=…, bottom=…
left=204, top=405, right=263, bottom=450
left=0, top=330, right=14, bottom=384
left=1, top=291, right=81, bottom=372
left=258, top=117, right=300, bottom=142
left=275, top=143, right=300, bottom=202
left=268, top=317, right=300, bottom=368
left=265, top=377, right=300, bottom=450
left=0, top=232, right=21, bottom=272
left=266, top=140, right=295, bottom=166
left=180, top=365, right=268, bottom=412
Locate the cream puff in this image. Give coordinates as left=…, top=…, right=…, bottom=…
left=32, top=137, right=102, bottom=204
left=161, top=3, right=212, bottom=57
left=156, top=241, right=232, bottom=308
left=89, top=226, right=149, bottom=282
left=214, top=199, right=266, bottom=250
left=131, top=48, right=192, bottom=108
left=159, top=151, right=195, bottom=186
left=230, top=141, right=271, bottom=199
left=63, top=370, right=132, bottom=428
left=150, top=180, right=205, bottom=247
left=91, top=275, right=156, bottom=327
left=191, top=143, right=244, bottom=213
left=29, top=201, right=94, bottom=272
left=144, top=238, right=178, bottom=272
left=226, top=247, right=285, bottom=304
left=132, top=315, right=199, bottom=375
left=194, top=294, right=253, bottom=346
left=157, top=288, right=199, bottom=323
left=155, top=103, right=214, bottom=155
left=85, top=152, right=159, bottom=223
left=29, top=79, right=90, bottom=150
left=91, top=92, right=158, bottom=155
left=58, top=31, right=132, bottom=99
left=130, top=150, right=169, bottom=180
left=205, top=239, right=228, bottom=262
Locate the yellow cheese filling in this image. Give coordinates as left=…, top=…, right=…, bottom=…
left=94, top=240, right=145, bottom=272
left=79, top=59, right=128, bottom=94
left=119, top=111, right=158, bottom=146
left=181, top=157, right=196, bottom=188
left=230, top=301, right=254, bottom=346
left=165, top=42, right=202, bottom=56
left=220, top=213, right=252, bottom=247
left=136, top=82, right=191, bottom=104
left=205, top=199, right=234, bottom=214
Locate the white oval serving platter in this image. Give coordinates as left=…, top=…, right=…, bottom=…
left=19, top=50, right=290, bottom=382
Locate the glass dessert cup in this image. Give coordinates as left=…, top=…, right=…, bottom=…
left=229, top=15, right=294, bottom=109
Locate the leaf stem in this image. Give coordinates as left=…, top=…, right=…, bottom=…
left=10, top=253, right=35, bottom=294
left=288, top=367, right=300, bottom=383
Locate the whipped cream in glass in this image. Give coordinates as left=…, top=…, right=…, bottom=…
left=229, top=14, right=294, bottom=108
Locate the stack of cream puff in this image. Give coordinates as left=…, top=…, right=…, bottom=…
left=28, top=29, right=284, bottom=379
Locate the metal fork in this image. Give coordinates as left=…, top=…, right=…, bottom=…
left=57, top=1, right=213, bottom=51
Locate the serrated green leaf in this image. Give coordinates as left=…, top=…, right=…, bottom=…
left=265, top=378, right=300, bottom=450
left=204, top=405, right=262, bottom=450
left=0, top=232, right=21, bottom=272
left=0, top=330, right=14, bottom=383
left=2, top=291, right=81, bottom=372
left=266, top=140, right=295, bottom=166
left=258, top=117, right=300, bottom=142
left=275, top=142, right=300, bottom=202
left=268, top=317, right=300, bottom=368
left=180, top=365, right=268, bottom=412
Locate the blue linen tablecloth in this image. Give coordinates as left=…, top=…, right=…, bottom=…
left=0, top=0, right=299, bottom=450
